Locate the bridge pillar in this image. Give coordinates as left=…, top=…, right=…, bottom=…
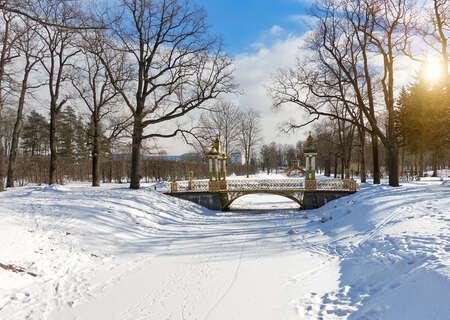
left=303, top=191, right=355, bottom=209
left=304, top=132, right=317, bottom=181
left=305, top=180, right=317, bottom=190
left=166, top=192, right=228, bottom=211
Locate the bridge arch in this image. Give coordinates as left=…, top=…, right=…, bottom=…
left=223, top=191, right=303, bottom=211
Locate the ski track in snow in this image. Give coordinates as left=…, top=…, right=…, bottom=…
left=0, top=178, right=449, bottom=319
left=203, top=238, right=246, bottom=320
left=294, top=183, right=450, bottom=319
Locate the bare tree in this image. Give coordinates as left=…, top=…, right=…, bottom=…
left=35, top=1, right=80, bottom=184
left=92, top=0, right=235, bottom=189
left=327, top=100, right=357, bottom=178
left=6, top=18, right=45, bottom=187
left=239, top=108, right=261, bottom=177
left=260, top=142, right=279, bottom=174
left=196, top=101, right=241, bottom=156
left=0, top=10, right=20, bottom=191
left=357, top=109, right=367, bottom=182
left=270, top=0, right=410, bottom=186
left=270, top=46, right=380, bottom=182
left=312, top=123, right=335, bottom=177
left=71, top=43, right=130, bottom=186
left=403, top=0, right=449, bottom=85
left=0, top=0, right=103, bottom=30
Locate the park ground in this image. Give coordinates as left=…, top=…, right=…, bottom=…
left=0, top=175, right=449, bottom=319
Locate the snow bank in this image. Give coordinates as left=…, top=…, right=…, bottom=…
left=290, top=182, right=450, bottom=319
left=0, top=180, right=449, bottom=319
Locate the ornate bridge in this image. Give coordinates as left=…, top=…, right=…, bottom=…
left=167, top=135, right=358, bottom=210
left=167, top=178, right=358, bottom=210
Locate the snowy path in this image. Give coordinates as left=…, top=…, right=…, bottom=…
left=1, top=179, right=449, bottom=319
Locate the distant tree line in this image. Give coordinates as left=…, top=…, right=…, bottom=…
left=1, top=99, right=257, bottom=186
left=9, top=155, right=256, bottom=187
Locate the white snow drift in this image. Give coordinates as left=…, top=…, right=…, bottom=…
left=0, top=178, right=449, bottom=319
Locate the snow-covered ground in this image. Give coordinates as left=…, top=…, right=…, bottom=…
left=0, top=177, right=449, bottom=319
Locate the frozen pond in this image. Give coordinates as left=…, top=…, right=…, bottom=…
left=229, top=193, right=300, bottom=210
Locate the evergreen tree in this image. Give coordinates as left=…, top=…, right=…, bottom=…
left=21, top=111, right=49, bottom=156
left=396, top=71, right=450, bottom=176
left=73, top=114, right=89, bottom=159
left=55, top=106, right=92, bottom=159
left=86, top=118, right=110, bottom=159
left=56, top=106, right=77, bottom=157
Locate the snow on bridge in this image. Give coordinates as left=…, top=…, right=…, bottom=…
left=167, top=178, right=358, bottom=210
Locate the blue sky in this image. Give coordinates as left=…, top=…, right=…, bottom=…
left=162, top=1, right=316, bottom=154
left=195, top=0, right=312, bottom=55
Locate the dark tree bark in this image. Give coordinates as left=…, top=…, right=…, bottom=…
left=91, top=112, right=101, bottom=186
left=371, top=134, right=380, bottom=184
left=334, top=153, right=338, bottom=178
left=130, top=118, right=143, bottom=189
left=48, top=102, right=58, bottom=184
left=324, top=152, right=331, bottom=177
left=358, top=114, right=367, bottom=183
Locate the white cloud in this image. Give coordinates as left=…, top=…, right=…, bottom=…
left=231, top=34, right=312, bottom=146
left=250, top=42, right=265, bottom=50
left=268, top=25, right=284, bottom=36
left=289, top=14, right=318, bottom=27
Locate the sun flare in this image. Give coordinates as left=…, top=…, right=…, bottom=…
left=423, top=59, right=443, bottom=83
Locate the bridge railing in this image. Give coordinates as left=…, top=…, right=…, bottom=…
left=317, top=179, right=344, bottom=190
left=174, top=179, right=209, bottom=192
left=170, top=178, right=357, bottom=193
left=226, top=179, right=305, bottom=191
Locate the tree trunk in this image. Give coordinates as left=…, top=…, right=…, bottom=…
left=7, top=68, right=30, bottom=188
left=371, top=134, right=380, bottom=184
left=49, top=103, right=57, bottom=185
left=334, top=153, right=338, bottom=178
left=245, top=147, right=250, bottom=178
left=246, top=161, right=250, bottom=178
left=432, top=150, right=438, bottom=177
left=0, top=144, right=4, bottom=192
left=92, top=117, right=100, bottom=187
left=6, top=118, right=23, bottom=188
left=345, top=144, right=352, bottom=174
left=414, top=153, right=418, bottom=176
left=359, top=132, right=367, bottom=183
left=130, top=119, right=143, bottom=189
left=358, top=112, right=367, bottom=183
left=387, top=145, right=400, bottom=187
left=400, top=147, right=405, bottom=177
left=324, top=152, right=331, bottom=177
left=419, top=149, right=424, bottom=177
